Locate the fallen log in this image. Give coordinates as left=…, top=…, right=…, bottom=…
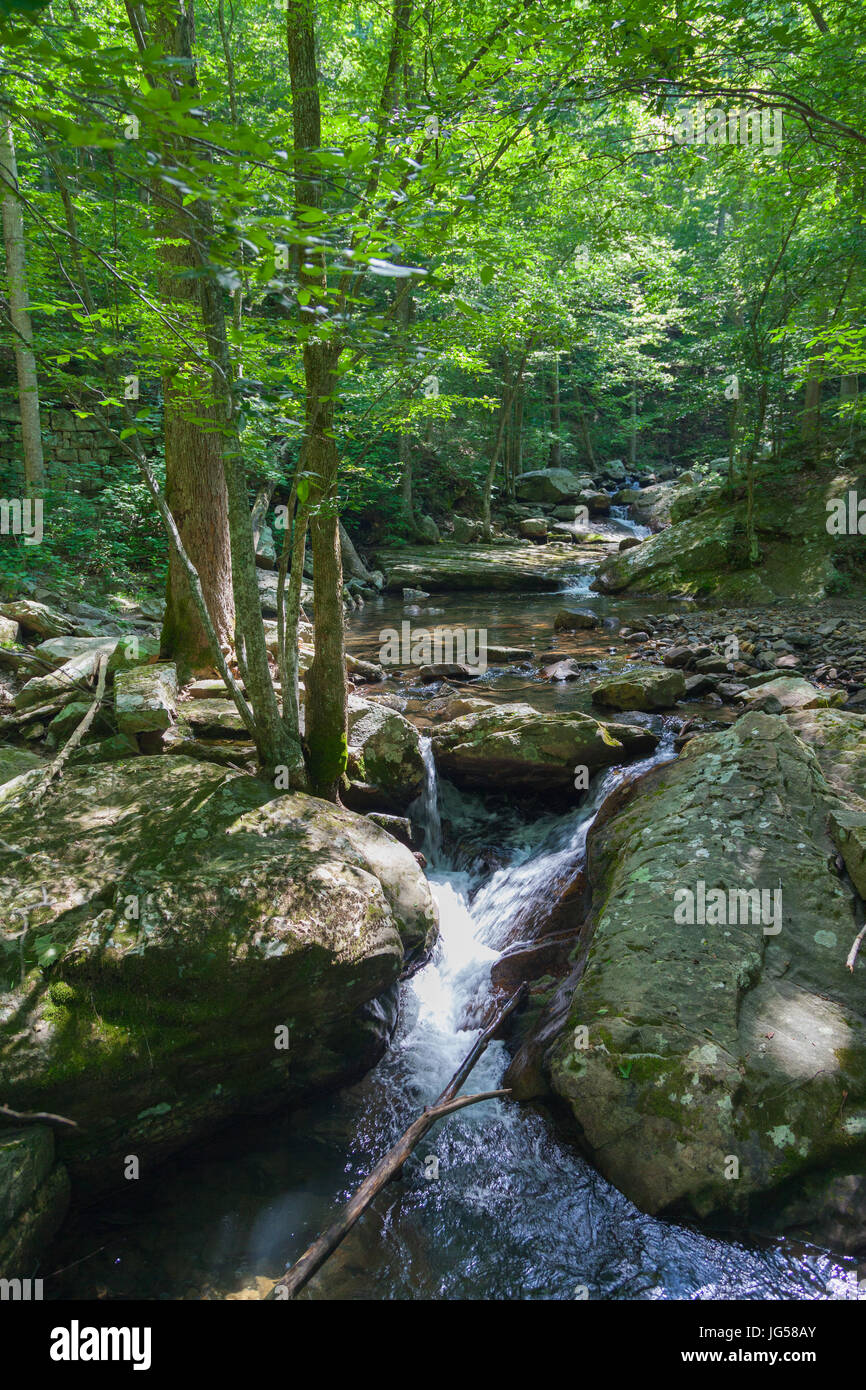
left=271, top=982, right=527, bottom=1299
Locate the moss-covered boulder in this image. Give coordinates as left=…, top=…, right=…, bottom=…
left=591, top=665, right=686, bottom=711
left=592, top=472, right=866, bottom=602
left=431, top=702, right=658, bottom=795
left=346, top=695, right=425, bottom=811
left=0, top=757, right=437, bottom=1195
left=511, top=712, right=866, bottom=1248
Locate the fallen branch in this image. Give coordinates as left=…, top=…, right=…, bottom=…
left=271, top=982, right=527, bottom=1299
left=846, top=924, right=866, bottom=972
left=0, top=1102, right=78, bottom=1129
left=31, top=653, right=109, bottom=805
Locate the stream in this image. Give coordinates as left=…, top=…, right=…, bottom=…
left=45, top=545, right=861, bottom=1301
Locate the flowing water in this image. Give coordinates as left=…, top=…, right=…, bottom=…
left=44, top=549, right=860, bottom=1301
left=47, top=732, right=858, bottom=1301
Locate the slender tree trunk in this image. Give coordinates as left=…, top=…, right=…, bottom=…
left=0, top=112, right=45, bottom=495
left=549, top=354, right=561, bottom=467
left=628, top=378, right=637, bottom=468
left=801, top=307, right=826, bottom=456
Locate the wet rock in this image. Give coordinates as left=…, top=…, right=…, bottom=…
left=554, top=608, right=599, bottom=631
left=591, top=665, right=686, bottom=711
left=485, top=645, right=533, bottom=664
left=619, top=536, right=641, bottom=551
left=431, top=702, right=658, bottom=795
left=519, top=517, right=550, bottom=540
left=543, top=660, right=581, bottom=681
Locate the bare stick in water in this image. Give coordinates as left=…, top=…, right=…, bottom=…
left=271, top=982, right=527, bottom=1299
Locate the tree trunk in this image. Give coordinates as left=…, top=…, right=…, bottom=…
left=286, top=0, right=348, bottom=798
left=144, top=3, right=235, bottom=681
left=549, top=355, right=561, bottom=467
left=629, top=378, right=637, bottom=468
left=0, top=112, right=45, bottom=495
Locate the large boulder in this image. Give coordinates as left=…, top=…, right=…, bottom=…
left=114, top=662, right=179, bottom=738
left=593, top=473, right=866, bottom=603
left=346, top=695, right=425, bottom=811
left=0, top=757, right=437, bottom=1196
left=431, top=702, right=658, bottom=795
left=739, top=676, right=840, bottom=713
left=515, top=469, right=589, bottom=504
left=591, top=665, right=686, bottom=711
left=509, top=713, right=866, bottom=1249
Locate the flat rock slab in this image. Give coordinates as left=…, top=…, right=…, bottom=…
left=373, top=543, right=609, bottom=592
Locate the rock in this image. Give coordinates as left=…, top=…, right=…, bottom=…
left=431, top=702, right=658, bottom=795
left=255, top=522, right=277, bottom=570
left=0, top=615, right=19, bottom=645
left=33, top=636, right=119, bottom=672
left=181, top=699, right=249, bottom=737
left=663, top=645, right=699, bottom=668
left=519, top=517, right=550, bottom=540
left=693, top=654, right=728, bottom=674
left=106, top=633, right=162, bottom=675
left=0, top=599, right=74, bottom=638
left=419, top=662, right=474, bottom=681
left=683, top=673, right=717, bottom=698
left=0, top=757, right=437, bottom=1195
left=0, top=1127, right=69, bottom=1277
left=509, top=712, right=866, bottom=1247
left=451, top=516, right=483, bottom=543
left=554, top=608, right=599, bottom=631
left=14, top=648, right=108, bottom=712
left=543, top=660, right=581, bottom=681
left=114, top=662, right=179, bottom=737
left=374, top=543, right=603, bottom=593
left=347, top=694, right=425, bottom=811
left=578, top=488, right=611, bottom=515
left=485, top=646, right=532, bottom=664
left=591, top=666, right=686, bottom=711
left=46, top=701, right=113, bottom=744
left=592, top=472, right=866, bottom=603
left=828, top=809, right=866, bottom=900
left=619, top=536, right=641, bottom=552
left=346, top=653, right=385, bottom=684
left=402, top=588, right=431, bottom=601
left=601, top=459, right=627, bottom=482
left=69, top=734, right=140, bottom=767
left=739, top=677, right=838, bottom=713
left=364, top=812, right=418, bottom=850
left=0, top=745, right=44, bottom=785
left=416, top=514, right=440, bottom=544
left=514, top=469, right=587, bottom=504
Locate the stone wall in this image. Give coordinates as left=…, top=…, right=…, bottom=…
left=0, top=394, right=129, bottom=495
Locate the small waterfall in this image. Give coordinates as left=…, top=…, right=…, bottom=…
left=610, top=503, right=650, bottom=539
left=415, top=736, right=442, bottom=865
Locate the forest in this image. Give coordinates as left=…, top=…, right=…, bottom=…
left=0, top=0, right=865, bottom=1331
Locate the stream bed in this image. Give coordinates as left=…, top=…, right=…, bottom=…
left=45, top=574, right=861, bottom=1301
